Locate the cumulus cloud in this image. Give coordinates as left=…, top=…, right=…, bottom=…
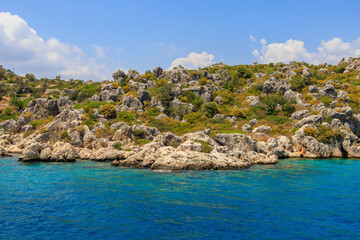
left=253, top=37, right=360, bottom=64
left=169, top=52, right=215, bottom=70
left=249, top=35, right=256, bottom=42
left=0, top=12, right=110, bottom=80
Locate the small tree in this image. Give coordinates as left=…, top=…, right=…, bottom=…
left=158, top=84, right=173, bottom=107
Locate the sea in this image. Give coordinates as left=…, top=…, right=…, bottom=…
left=1, top=157, right=359, bottom=240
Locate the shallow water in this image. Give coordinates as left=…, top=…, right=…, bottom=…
left=1, top=157, right=360, bottom=239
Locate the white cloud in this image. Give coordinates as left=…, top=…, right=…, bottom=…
left=260, top=38, right=267, bottom=45
left=253, top=37, right=360, bottom=64
left=0, top=12, right=111, bottom=80
left=169, top=51, right=214, bottom=70
left=249, top=35, right=256, bottom=42
left=92, top=45, right=107, bottom=58
left=252, top=49, right=260, bottom=58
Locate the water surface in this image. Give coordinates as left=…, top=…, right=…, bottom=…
left=1, top=157, right=359, bottom=239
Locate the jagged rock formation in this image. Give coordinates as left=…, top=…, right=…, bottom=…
left=1, top=57, right=360, bottom=170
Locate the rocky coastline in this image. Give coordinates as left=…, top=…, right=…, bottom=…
left=1, top=57, right=360, bottom=170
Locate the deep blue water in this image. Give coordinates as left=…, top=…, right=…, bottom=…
left=1, top=157, right=360, bottom=240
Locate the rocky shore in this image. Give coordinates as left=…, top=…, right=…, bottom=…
left=1, top=57, right=360, bottom=170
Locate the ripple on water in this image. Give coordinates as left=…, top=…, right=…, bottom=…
left=0, top=157, right=360, bottom=239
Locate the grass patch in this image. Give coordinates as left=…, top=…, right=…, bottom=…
left=195, top=140, right=213, bottom=153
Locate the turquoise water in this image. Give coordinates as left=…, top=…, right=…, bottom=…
left=1, top=157, right=360, bottom=240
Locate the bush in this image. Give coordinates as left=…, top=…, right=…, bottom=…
left=178, top=91, right=203, bottom=110
left=60, top=131, right=71, bottom=142
left=99, top=104, right=116, bottom=119
left=134, top=139, right=151, bottom=146
left=74, top=101, right=106, bottom=112
left=289, top=77, right=309, bottom=92
left=213, top=90, right=234, bottom=105
left=148, top=107, right=161, bottom=117
left=113, top=142, right=122, bottom=150
left=225, top=66, right=253, bottom=91
left=202, top=102, right=219, bottom=118
left=85, top=118, right=96, bottom=130
left=184, top=112, right=206, bottom=124
left=320, top=96, right=332, bottom=107
left=265, top=115, right=290, bottom=124
left=117, top=111, right=137, bottom=123
left=263, top=95, right=287, bottom=115
left=266, top=67, right=275, bottom=75
left=9, top=94, right=30, bottom=110
left=251, top=83, right=264, bottom=93
left=167, top=105, right=191, bottom=120
left=195, top=140, right=213, bottom=153
left=283, top=103, right=296, bottom=116
left=334, top=67, right=345, bottom=73
left=304, top=125, right=342, bottom=144
left=231, top=108, right=248, bottom=118
left=141, top=72, right=156, bottom=81
left=133, top=129, right=147, bottom=139
left=158, top=84, right=174, bottom=107
left=199, top=77, right=207, bottom=85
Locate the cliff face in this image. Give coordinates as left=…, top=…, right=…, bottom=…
left=1, top=57, right=360, bottom=169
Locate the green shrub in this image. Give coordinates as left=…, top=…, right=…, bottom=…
left=134, top=139, right=151, bottom=146
left=334, top=67, right=345, bottom=73
left=9, top=94, right=30, bottom=110
left=195, top=140, right=213, bottom=153
left=60, top=131, right=71, bottom=142
left=85, top=118, right=96, bottom=130
left=248, top=106, right=266, bottom=119
left=320, top=96, right=332, bottom=107
left=117, top=111, right=137, bottom=123
left=283, top=103, right=296, bottom=116
left=225, top=65, right=253, bottom=91
left=266, top=67, right=275, bottom=75
left=199, top=77, right=208, bottom=85
left=231, top=108, right=248, bottom=118
left=99, top=104, right=117, bottom=119
left=202, top=102, right=219, bottom=118
left=263, top=95, right=287, bottom=115
left=133, top=129, right=147, bottom=139
left=251, top=83, right=264, bottom=93
left=265, top=115, right=290, bottom=124
left=184, top=112, right=205, bottom=124
left=147, top=119, right=173, bottom=132
left=148, top=107, right=161, bottom=117
left=158, top=84, right=174, bottom=107
left=289, top=77, right=309, bottom=92
left=167, top=105, right=191, bottom=120
left=304, top=125, right=342, bottom=144
left=29, top=119, right=46, bottom=129
left=1, top=107, right=15, bottom=120
left=178, top=91, right=203, bottom=110
left=113, top=142, right=122, bottom=150
left=74, top=101, right=106, bottom=112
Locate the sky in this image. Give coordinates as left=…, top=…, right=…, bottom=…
left=0, top=0, right=360, bottom=81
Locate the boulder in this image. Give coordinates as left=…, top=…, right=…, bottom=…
left=138, top=90, right=151, bottom=103
left=252, top=125, right=271, bottom=134
left=242, top=124, right=252, bottom=132
left=291, top=110, right=310, bottom=120
left=117, top=96, right=143, bottom=113
left=295, top=115, right=322, bottom=128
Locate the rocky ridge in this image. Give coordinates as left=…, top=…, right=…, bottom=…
left=1, top=57, right=360, bottom=170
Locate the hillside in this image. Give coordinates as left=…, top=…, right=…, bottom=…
left=1, top=57, right=360, bottom=169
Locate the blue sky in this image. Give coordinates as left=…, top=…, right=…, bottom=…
left=0, top=0, right=360, bottom=80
